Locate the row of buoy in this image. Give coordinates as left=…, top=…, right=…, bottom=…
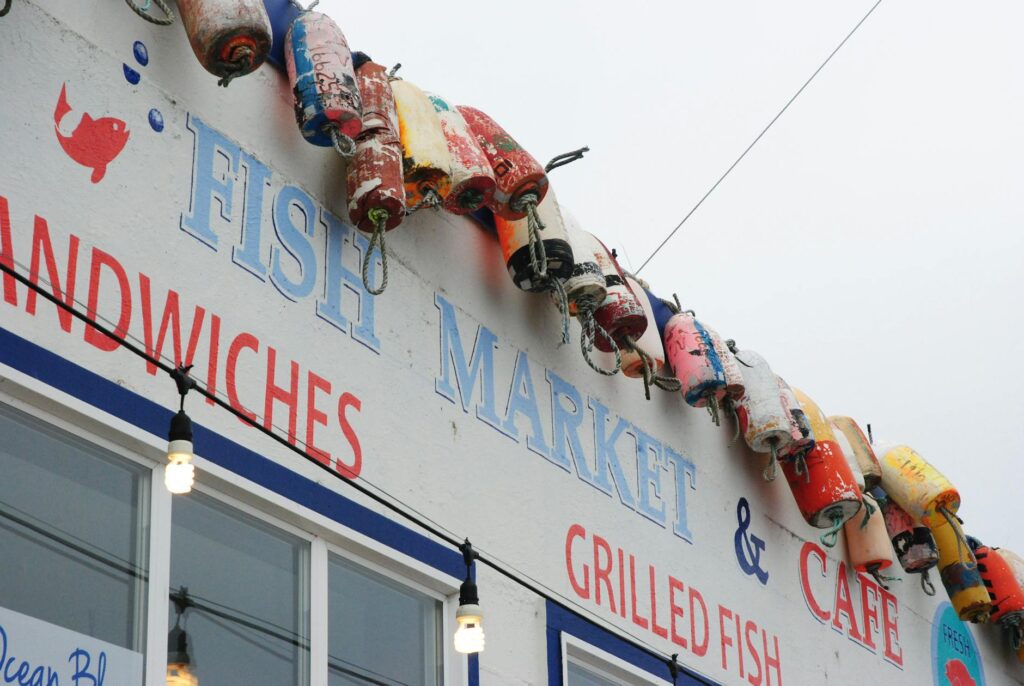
left=127, top=0, right=1024, bottom=664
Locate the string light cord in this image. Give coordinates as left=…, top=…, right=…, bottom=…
left=635, top=0, right=885, bottom=274
left=0, top=258, right=712, bottom=682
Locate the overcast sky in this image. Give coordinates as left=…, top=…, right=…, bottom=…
left=317, top=1, right=1024, bottom=553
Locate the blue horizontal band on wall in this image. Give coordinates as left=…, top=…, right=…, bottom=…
left=0, top=325, right=461, bottom=581
left=546, top=600, right=719, bottom=686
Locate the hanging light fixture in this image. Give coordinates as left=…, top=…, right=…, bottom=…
left=167, top=588, right=198, bottom=686
left=453, top=539, right=485, bottom=654
left=165, top=366, right=196, bottom=494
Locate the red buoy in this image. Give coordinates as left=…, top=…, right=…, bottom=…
left=591, top=240, right=646, bottom=353
left=975, top=546, right=1024, bottom=624
left=456, top=106, right=548, bottom=221
left=427, top=93, right=496, bottom=214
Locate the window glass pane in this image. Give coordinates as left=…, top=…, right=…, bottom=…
left=567, top=662, right=623, bottom=686
left=169, top=492, right=309, bottom=686
left=328, top=554, right=442, bottom=686
left=0, top=403, right=149, bottom=650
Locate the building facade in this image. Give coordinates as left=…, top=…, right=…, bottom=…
left=0, top=2, right=1021, bottom=684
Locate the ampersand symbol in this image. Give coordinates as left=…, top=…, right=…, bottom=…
left=735, top=497, right=769, bottom=585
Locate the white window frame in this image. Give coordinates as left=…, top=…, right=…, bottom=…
left=0, top=366, right=468, bottom=686
left=561, top=633, right=664, bottom=686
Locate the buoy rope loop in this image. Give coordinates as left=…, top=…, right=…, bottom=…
left=819, top=511, right=844, bottom=548
left=514, top=195, right=548, bottom=282
left=289, top=0, right=320, bottom=11
left=860, top=493, right=876, bottom=529
left=867, top=564, right=900, bottom=590
left=330, top=127, right=357, bottom=160
left=360, top=210, right=389, bottom=296
left=406, top=189, right=441, bottom=214
left=792, top=450, right=810, bottom=484
left=624, top=336, right=654, bottom=401
left=0, top=0, right=10, bottom=16
left=920, top=570, right=937, bottom=596
left=125, top=0, right=174, bottom=25
left=544, top=146, right=590, bottom=173
left=577, top=303, right=620, bottom=376
left=548, top=276, right=571, bottom=347
left=939, top=505, right=969, bottom=568
left=726, top=400, right=741, bottom=445
left=705, top=396, right=721, bottom=426
left=763, top=441, right=779, bottom=482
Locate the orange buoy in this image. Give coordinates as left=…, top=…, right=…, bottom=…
left=733, top=350, right=792, bottom=477
left=974, top=546, right=1024, bottom=624
left=931, top=515, right=991, bottom=622
left=829, top=416, right=881, bottom=492
left=781, top=389, right=861, bottom=545
left=843, top=493, right=895, bottom=585
left=832, top=420, right=865, bottom=492
left=456, top=106, right=548, bottom=221
left=877, top=444, right=960, bottom=528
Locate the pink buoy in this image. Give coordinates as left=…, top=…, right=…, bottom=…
left=663, top=313, right=727, bottom=410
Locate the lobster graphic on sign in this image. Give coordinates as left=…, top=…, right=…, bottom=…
left=53, top=83, right=130, bottom=183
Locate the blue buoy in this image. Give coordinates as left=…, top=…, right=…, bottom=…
left=148, top=109, right=164, bottom=133
left=133, top=41, right=149, bottom=67
left=123, top=65, right=141, bottom=85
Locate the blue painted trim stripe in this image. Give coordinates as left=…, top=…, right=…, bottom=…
left=545, top=600, right=718, bottom=686
left=0, top=325, right=463, bottom=579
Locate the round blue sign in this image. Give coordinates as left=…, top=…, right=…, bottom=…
left=932, top=601, right=985, bottom=686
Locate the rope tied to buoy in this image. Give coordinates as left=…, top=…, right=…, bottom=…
left=576, top=297, right=620, bottom=376
left=705, top=395, right=721, bottom=426
left=406, top=189, right=442, bottom=214
left=819, top=510, right=845, bottom=548
left=1004, top=614, right=1023, bottom=650
left=867, top=563, right=901, bottom=590
left=725, top=398, right=741, bottom=445
left=763, top=441, right=779, bottom=482
left=1, top=0, right=13, bottom=16
left=289, top=0, right=320, bottom=11
left=624, top=336, right=680, bottom=401
left=215, top=44, right=257, bottom=88
left=545, top=146, right=590, bottom=173
left=511, top=192, right=571, bottom=346
left=939, top=505, right=969, bottom=568
left=860, top=493, right=877, bottom=529
left=920, top=569, right=937, bottom=596
left=792, top=449, right=811, bottom=484
left=360, top=209, right=389, bottom=295
left=329, top=126, right=357, bottom=159
left=125, top=0, right=174, bottom=25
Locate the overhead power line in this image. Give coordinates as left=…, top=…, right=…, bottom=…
left=636, top=0, right=885, bottom=274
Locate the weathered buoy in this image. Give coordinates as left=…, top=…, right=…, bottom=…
left=178, top=0, right=271, bottom=85
left=843, top=493, right=896, bottom=586
left=931, top=515, right=992, bottom=622
left=829, top=416, right=882, bottom=492
left=591, top=241, right=646, bottom=355
left=781, top=389, right=861, bottom=545
left=733, top=349, right=791, bottom=477
left=878, top=493, right=939, bottom=574
left=493, top=190, right=573, bottom=292
left=285, top=10, right=360, bottom=152
left=427, top=93, right=496, bottom=214
left=620, top=276, right=668, bottom=381
left=559, top=212, right=607, bottom=317
left=665, top=314, right=726, bottom=411
left=456, top=106, right=548, bottom=221
left=390, top=79, right=452, bottom=210
left=346, top=56, right=404, bottom=295
left=831, top=420, right=865, bottom=492
left=778, top=376, right=814, bottom=457
left=1000, top=548, right=1024, bottom=590
left=708, top=330, right=744, bottom=401
left=877, top=444, right=960, bottom=528
left=974, top=546, right=1024, bottom=624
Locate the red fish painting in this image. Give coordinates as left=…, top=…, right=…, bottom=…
left=53, top=83, right=130, bottom=183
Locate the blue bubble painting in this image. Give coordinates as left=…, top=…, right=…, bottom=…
left=148, top=108, right=164, bottom=133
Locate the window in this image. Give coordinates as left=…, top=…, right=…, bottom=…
left=169, top=491, right=310, bottom=686
left=562, top=633, right=663, bottom=686
left=0, top=402, right=149, bottom=650
left=327, top=553, right=443, bottom=686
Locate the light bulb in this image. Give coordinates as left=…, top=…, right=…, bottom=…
left=166, top=662, right=198, bottom=686
left=164, top=442, right=195, bottom=494
left=453, top=604, right=485, bottom=654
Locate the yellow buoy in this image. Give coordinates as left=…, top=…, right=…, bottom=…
left=877, top=444, right=960, bottom=528
left=931, top=515, right=991, bottom=622
left=389, top=79, right=452, bottom=208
